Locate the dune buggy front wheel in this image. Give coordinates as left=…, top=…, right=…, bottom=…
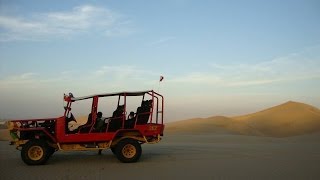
left=21, top=140, right=50, bottom=165
left=115, top=139, right=142, bottom=163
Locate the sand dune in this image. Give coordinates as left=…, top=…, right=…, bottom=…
left=166, top=101, right=320, bottom=137
left=165, top=116, right=261, bottom=136
left=233, top=101, right=320, bottom=137
left=164, top=116, right=234, bottom=134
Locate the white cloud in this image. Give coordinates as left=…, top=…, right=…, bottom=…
left=93, top=65, right=158, bottom=81
left=94, top=65, right=138, bottom=77
left=148, top=36, right=176, bottom=46
left=0, top=5, right=133, bottom=41
left=169, top=72, right=221, bottom=84
left=19, top=72, right=37, bottom=79
left=0, top=65, right=159, bottom=91
left=226, top=79, right=283, bottom=87
left=168, top=46, right=320, bottom=87
left=0, top=72, right=38, bottom=86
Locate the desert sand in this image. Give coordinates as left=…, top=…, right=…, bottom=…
left=1, top=133, right=320, bottom=180
left=1, top=101, right=320, bottom=179
left=166, top=101, right=320, bottom=137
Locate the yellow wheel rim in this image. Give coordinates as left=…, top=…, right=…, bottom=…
left=28, top=146, right=44, bottom=161
left=122, top=144, right=136, bottom=159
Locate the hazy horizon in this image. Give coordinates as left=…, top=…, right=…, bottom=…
left=1, top=0, right=320, bottom=122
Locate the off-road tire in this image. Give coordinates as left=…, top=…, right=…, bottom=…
left=47, top=146, right=56, bottom=157
left=21, top=140, right=50, bottom=165
left=115, top=139, right=141, bottom=163
left=110, top=147, right=116, bottom=155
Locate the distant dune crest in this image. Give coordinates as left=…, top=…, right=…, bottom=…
left=166, top=101, right=320, bottom=137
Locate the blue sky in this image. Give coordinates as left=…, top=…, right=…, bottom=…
left=0, top=0, right=320, bottom=121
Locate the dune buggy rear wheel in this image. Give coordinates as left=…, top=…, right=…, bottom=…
left=47, top=146, right=56, bottom=157
left=115, top=139, right=141, bottom=163
left=21, top=140, right=50, bottom=165
left=110, top=147, right=116, bottom=155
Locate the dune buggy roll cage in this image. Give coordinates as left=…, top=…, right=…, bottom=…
left=63, top=90, right=164, bottom=131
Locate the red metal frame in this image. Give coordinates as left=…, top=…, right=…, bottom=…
left=11, top=90, right=164, bottom=144
left=10, top=118, right=58, bottom=142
